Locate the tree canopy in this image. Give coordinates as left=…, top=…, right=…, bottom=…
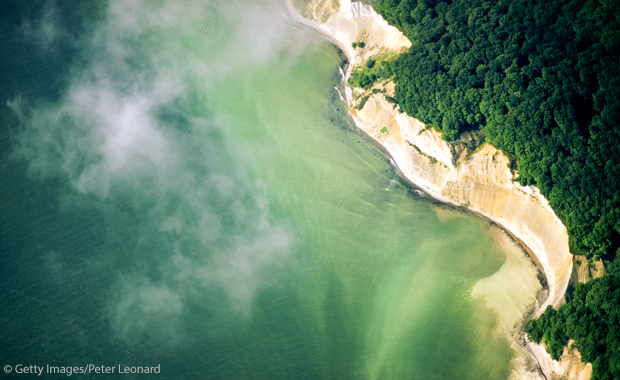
left=373, top=0, right=620, bottom=259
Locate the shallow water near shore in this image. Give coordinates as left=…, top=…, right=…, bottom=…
left=1, top=0, right=541, bottom=379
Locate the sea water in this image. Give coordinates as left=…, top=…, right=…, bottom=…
left=0, top=0, right=542, bottom=379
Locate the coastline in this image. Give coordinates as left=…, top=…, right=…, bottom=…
left=284, top=0, right=563, bottom=310
left=285, top=0, right=558, bottom=285
left=285, top=1, right=591, bottom=379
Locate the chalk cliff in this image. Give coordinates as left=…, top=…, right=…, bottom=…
left=352, top=94, right=572, bottom=313
left=287, top=1, right=590, bottom=379
left=528, top=340, right=593, bottom=380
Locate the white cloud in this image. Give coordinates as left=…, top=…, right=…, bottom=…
left=12, top=0, right=299, bottom=347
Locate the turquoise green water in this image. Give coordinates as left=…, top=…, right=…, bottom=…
left=0, top=0, right=541, bottom=378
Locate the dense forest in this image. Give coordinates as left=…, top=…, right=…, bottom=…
left=364, top=0, right=620, bottom=378
left=371, top=0, right=619, bottom=260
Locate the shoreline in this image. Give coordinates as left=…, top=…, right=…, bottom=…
left=285, top=0, right=554, bottom=307
left=284, top=0, right=354, bottom=72
left=285, top=1, right=581, bottom=378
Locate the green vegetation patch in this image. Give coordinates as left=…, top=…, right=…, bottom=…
left=356, top=95, right=370, bottom=110
left=408, top=141, right=441, bottom=166
left=348, top=72, right=377, bottom=89
left=348, top=54, right=398, bottom=90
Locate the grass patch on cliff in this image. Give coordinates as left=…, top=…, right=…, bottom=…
left=407, top=141, right=443, bottom=167
left=348, top=53, right=398, bottom=90
left=355, top=95, right=370, bottom=110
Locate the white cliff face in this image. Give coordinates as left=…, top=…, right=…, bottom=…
left=353, top=94, right=573, bottom=315
left=395, top=113, right=457, bottom=170
left=288, top=1, right=587, bottom=379
left=287, top=0, right=411, bottom=68
left=528, top=341, right=593, bottom=380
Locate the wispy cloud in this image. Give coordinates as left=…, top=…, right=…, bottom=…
left=10, top=0, right=302, bottom=347
left=19, top=0, right=68, bottom=51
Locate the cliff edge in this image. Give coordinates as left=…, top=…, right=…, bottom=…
left=287, top=1, right=589, bottom=379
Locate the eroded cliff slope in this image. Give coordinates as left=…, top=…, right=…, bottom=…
left=287, top=1, right=590, bottom=379
left=289, top=0, right=571, bottom=319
